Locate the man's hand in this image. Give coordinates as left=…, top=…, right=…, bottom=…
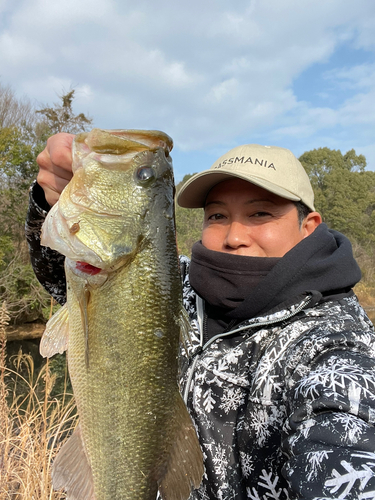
left=37, top=133, right=75, bottom=206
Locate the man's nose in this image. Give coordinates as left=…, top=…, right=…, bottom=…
left=224, top=221, right=251, bottom=249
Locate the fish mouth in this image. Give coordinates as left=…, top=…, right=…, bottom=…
left=65, top=258, right=108, bottom=286
left=76, top=261, right=102, bottom=275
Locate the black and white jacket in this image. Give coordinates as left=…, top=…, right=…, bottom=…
left=179, top=255, right=375, bottom=500
left=26, top=182, right=375, bottom=500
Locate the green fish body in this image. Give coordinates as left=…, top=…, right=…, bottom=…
left=40, top=129, right=203, bottom=500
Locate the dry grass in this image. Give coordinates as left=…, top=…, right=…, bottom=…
left=355, top=282, right=375, bottom=324
left=0, top=302, right=77, bottom=499
left=352, top=242, right=375, bottom=324
left=355, top=282, right=375, bottom=308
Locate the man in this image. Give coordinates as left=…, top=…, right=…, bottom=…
left=26, top=134, right=375, bottom=499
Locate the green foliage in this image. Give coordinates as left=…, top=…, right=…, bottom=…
left=299, top=147, right=375, bottom=243
left=175, top=174, right=203, bottom=256
left=0, top=236, right=13, bottom=268
left=0, top=126, right=36, bottom=185
left=0, top=248, right=51, bottom=323
left=299, top=147, right=375, bottom=307
left=41, top=302, right=62, bottom=324
left=49, top=353, right=73, bottom=397
left=0, top=124, right=46, bottom=324
left=0, top=86, right=93, bottom=325
left=300, top=147, right=366, bottom=188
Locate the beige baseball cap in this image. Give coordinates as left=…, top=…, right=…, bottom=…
left=177, top=144, right=315, bottom=211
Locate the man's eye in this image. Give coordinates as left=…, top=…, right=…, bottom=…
left=252, top=212, right=271, bottom=217
left=208, top=213, right=225, bottom=220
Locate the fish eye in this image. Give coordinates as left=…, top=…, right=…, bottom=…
left=135, top=166, right=155, bottom=184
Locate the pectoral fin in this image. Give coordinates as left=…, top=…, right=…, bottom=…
left=52, top=424, right=95, bottom=500
left=158, top=394, right=204, bottom=500
left=40, top=304, right=69, bottom=358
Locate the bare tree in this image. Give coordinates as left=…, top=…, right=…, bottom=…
left=0, top=83, right=36, bottom=129
left=36, top=90, right=92, bottom=134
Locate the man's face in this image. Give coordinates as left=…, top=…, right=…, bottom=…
left=202, top=178, right=314, bottom=257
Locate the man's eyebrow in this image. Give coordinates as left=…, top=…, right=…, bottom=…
left=204, top=200, right=225, bottom=208
left=205, top=198, right=277, bottom=208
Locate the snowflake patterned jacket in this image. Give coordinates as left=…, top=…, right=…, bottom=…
left=26, top=181, right=375, bottom=500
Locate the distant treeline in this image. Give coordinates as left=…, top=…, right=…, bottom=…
left=0, top=82, right=374, bottom=327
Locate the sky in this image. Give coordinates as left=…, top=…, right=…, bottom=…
left=0, top=0, right=374, bottom=183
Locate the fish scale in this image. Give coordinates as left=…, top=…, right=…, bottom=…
left=40, top=129, right=203, bottom=500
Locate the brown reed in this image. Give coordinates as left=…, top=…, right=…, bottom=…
left=0, top=301, right=77, bottom=499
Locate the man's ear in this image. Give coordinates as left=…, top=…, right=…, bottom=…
left=302, top=212, right=323, bottom=238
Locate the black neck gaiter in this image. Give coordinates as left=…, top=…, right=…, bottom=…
left=189, top=241, right=280, bottom=316
left=188, top=225, right=362, bottom=340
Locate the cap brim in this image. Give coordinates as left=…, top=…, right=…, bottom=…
left=177, top=170, right=301, bottom=208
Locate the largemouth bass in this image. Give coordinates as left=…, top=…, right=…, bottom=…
left=40, top=129, right=204, bottom=500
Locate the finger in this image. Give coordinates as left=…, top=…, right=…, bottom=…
left=44, top=189, right=63, bottom=207
left=37, top=167, right=73, bottom=207
left=37, top=133, right=75, bottom=173
left=38, top=182, right=69, bottom=207
left=36, top=133, right=76, bottom=205
left=39, top=162, right=74, bottom=181
left=46, top=132, right=75, bottom=169
left=37, top=168, right=72, bottom=190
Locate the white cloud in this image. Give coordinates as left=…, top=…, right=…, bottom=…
left=339, top=88, right=375, bottom=125
left=11, top=0, right=114, bottom=27
left=324, top=63, right=375, bottom=90
left=0, top=31, right=51, bottom=67
left=0, top=0, right=374, bottom=175
left=355, top=143, right=375, bottom=170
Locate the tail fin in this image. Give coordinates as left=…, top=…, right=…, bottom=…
left=158, top=394, right=204, bottom=500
